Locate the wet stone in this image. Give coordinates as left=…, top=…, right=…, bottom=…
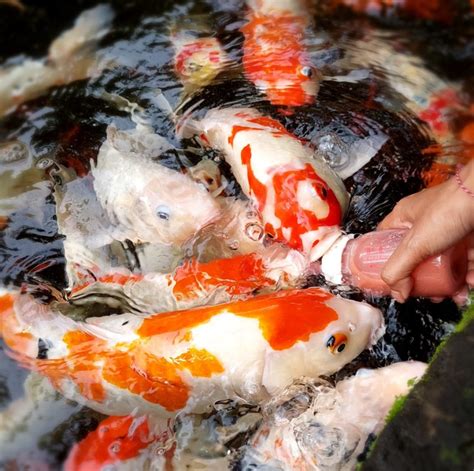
left=361, top=318, right=474, bottom=471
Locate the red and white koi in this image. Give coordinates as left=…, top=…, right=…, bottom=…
left=244, top=361, right=426, bottom=470
left=344, top=32, right=467, bottom=186
left=188, top=107, right=349, bottom=261
left=242, top=0, right=321, bottom=106
left=331, top=0, right=459, bottom=24
left=173, top=31, right=230, bottom=95
left=0, top=288, right=384, bottom=420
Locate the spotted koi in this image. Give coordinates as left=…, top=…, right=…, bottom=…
left=192, top=107, right=349, bottom=261
left=0, top=288, right=384, bottom=419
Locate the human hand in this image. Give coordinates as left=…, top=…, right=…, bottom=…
left=378, top=162, right=474, bottom=303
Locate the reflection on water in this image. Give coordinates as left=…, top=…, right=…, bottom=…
left=0, top=0, right=472, bottom=469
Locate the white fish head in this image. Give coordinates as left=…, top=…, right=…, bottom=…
left=262, top=293, right=385, bottom=395
left=136, top=171, right=222, bottom=246
left=319, top=295, right=385, bottom=371
left=93, top=124, right=222, bottom=246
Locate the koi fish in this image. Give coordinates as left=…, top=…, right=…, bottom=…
left=0, top=4, right=113, bottom=116
left=56, top=120, right=222, bottom=287
left=0, top=288, right=384, bottom=419
left=242, top=0, right=321, bottom=106
left=331, top=0, right=457, bottom=24
left=189, top=107, right=349, bottom=261
left=63, top=415, right=166, bottom=471
left=243, top=361, right=427, bottom=470
left=173, top=31, right=230, bottom=96
left=343, top=32, right=466, bottom=187
left=91, top=122, right=221, bottom=247
left=68, top=247, right=308, bottom=315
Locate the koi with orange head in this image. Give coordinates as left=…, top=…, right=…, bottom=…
left=242, top=0, right=321, bottom=107
left=190, top=107, right=349, bottom=261
left=0, top=288, right=383, bottom=419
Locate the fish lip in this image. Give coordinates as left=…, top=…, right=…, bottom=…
left=370, top=319, right=386, bottom=347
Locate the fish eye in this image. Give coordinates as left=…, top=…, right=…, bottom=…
left=187, top=62, right=203, bottom=73
left=326, top=333, right=348, bottom=355
left=156, top=205, right=171, bottom=221
left=300, top=66, right=314, bottom=78
left=320, top=185, right=328, bottom=200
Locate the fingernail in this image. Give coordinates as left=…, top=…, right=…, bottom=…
left=430, top=297, right=444, bottom=304
left=391, top=290, right=406, bottom=303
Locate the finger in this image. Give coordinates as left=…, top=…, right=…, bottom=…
left=453, top=286, right=468, bottom=306
left=389, top=278, right=413, bottom=303
left=381, top=230, right=433, bottom=300
left=430, top=297, right=445, bottom=303
left=467, top=270, right=474, bottom=288
left=378, top=199, right=415, bottom=231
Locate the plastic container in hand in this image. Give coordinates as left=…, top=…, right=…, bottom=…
left=321, top=229, right=468, bottom=297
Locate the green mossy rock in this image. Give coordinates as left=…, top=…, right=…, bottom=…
left=362, top=303, right=474, bottom=471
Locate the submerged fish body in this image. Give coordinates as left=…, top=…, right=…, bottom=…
left=242, top=0, right=320, bottom=106
left=0, top=288, right=384, bottom=419
left=244, top=361, right=427, bottom=470
left=0, top=4, right=114, bottom=116
left=194, top=107, right=349, bottom=261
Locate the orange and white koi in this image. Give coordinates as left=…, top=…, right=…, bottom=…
left=64, top=415, right=167, bottom=471
left=243, top=361, right=426, bottom=470
left=0, top=288, right=384, bottom=419
left=242, top=0, right=321, bottom=106
left=68, top=247, right=308, bottom=315
left=189, top=107, right=349, bottom=261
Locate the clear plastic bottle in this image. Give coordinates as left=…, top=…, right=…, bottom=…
left=321, top=229, right=468, bottom=297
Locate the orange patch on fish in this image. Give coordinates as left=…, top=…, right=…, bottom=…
left=422, top=161, right=454, bottom=187
left=228, top=115, right=293, bottom=147
left=272, top=164, right=342, bottom=250
left=103, top=343, right=224, bottom=410
left=240, top=141, right=342, bottom=250
left=174, top=347, right=225, bottom=377
left=64, top=415, right=154, bottom=471
left=139, top=288, right=338, bottom=351
left=240, top=144, right=268, bottom=213
left=71, top=273, right=144, bottom=295
left=172, top=253, right=273, bottom=300
left=0, top=294, right=35, bottom=353
left=460, top=121, right=474, bottom=145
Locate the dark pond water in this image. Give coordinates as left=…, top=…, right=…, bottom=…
left=0, top=0, right=472, bottom=469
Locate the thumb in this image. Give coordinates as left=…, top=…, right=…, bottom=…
left=381, top=230, right=433, bottom=302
